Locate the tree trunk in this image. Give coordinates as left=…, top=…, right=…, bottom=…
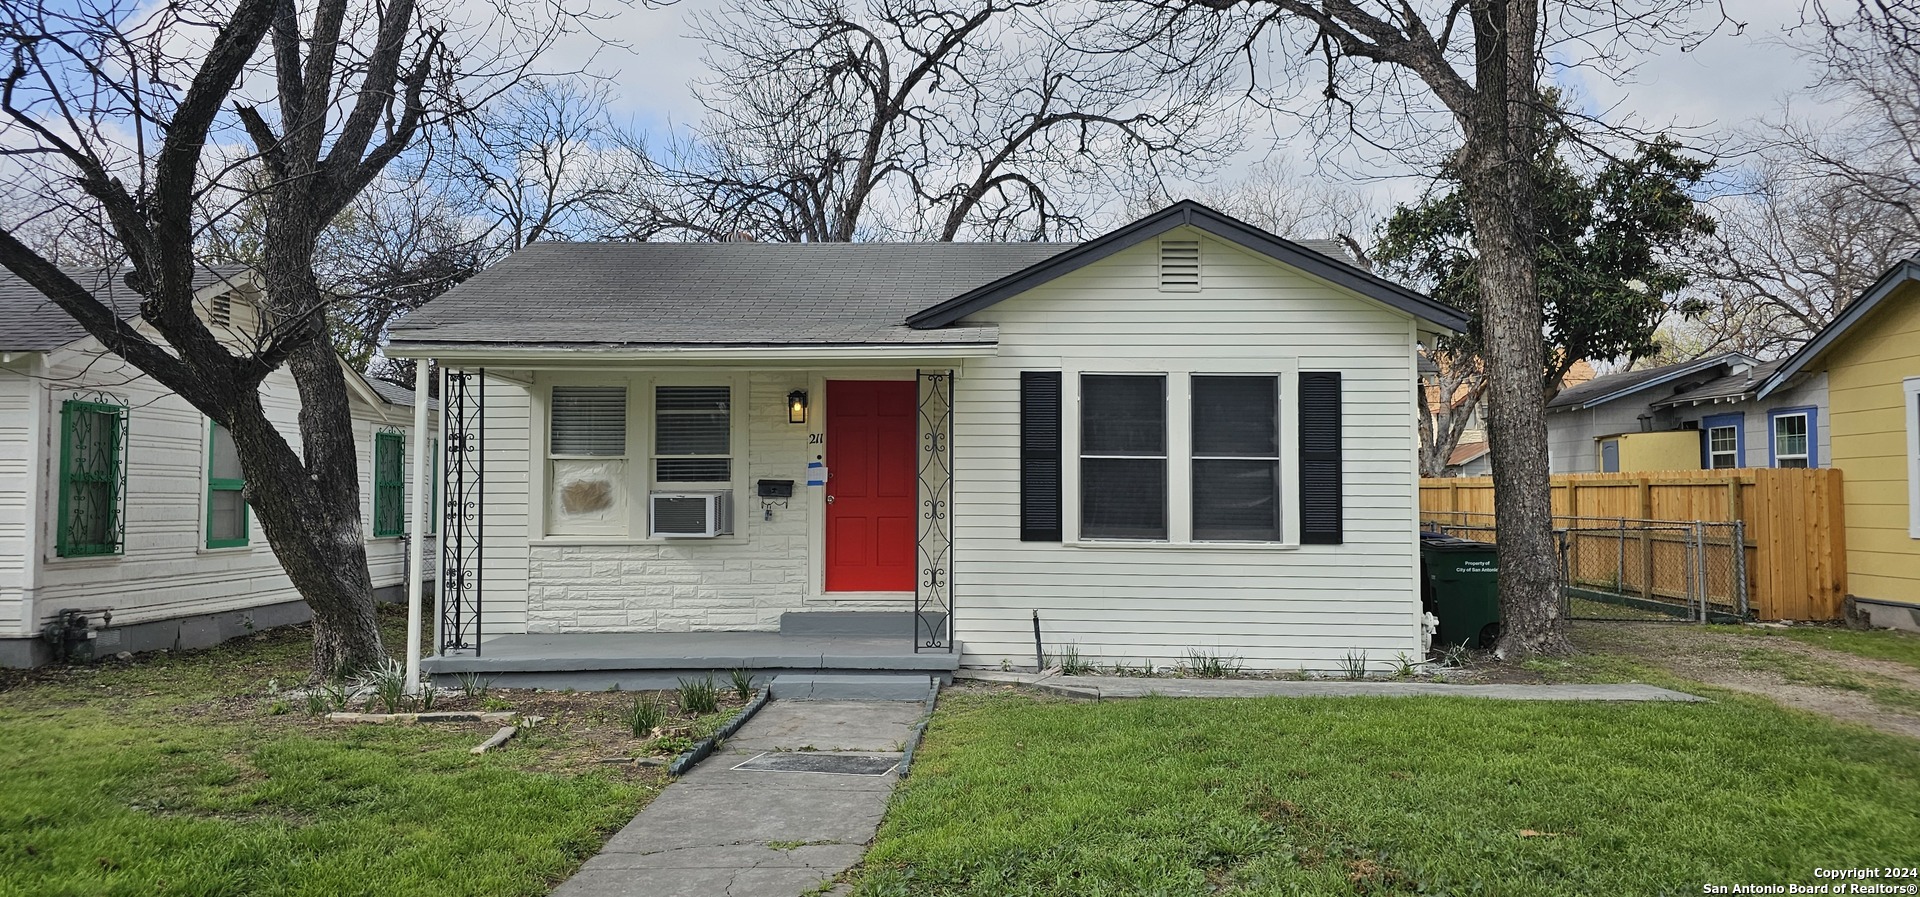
left=247, top=221, right=387, bottom=680
left=1464, top=0, right=1570, bottom=657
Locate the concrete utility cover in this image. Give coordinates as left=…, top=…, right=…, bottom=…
left=732, top=752, right=900, bottom=777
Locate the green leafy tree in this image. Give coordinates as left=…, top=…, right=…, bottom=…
left=1377, top=132, right=1714, bottom=475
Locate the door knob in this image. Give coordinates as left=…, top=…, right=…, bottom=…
left=825, top=495, right=835, bottom=504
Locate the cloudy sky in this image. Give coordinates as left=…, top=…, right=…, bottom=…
left=559, top=0, right=1827, bottom=211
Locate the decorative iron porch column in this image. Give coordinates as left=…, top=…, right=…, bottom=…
left=915, top=369, right=955, bottom=652
left=439, top=367, right=485, bottom=654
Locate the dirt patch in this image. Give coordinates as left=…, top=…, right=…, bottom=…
left=1572, top=623, right=1920, bottom=740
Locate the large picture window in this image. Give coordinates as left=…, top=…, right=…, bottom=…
left=1079, top=374, right=1167, bottom=540
left=57, top=399, right=125, bottom=557
left=655, top=386, right=731, bottom=483
left=206, top=422, right=248, bottom=548
left=1191, top=375, right=1281, bottom=541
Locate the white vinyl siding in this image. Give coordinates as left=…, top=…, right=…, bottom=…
left=3, top=319, right=433, bottom=640
left=951, top=229, right=1421, bottom=672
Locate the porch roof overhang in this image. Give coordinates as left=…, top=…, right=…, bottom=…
left=385, top=337, right=999, bottom=365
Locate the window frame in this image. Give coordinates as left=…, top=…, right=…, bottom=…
left=1189, top=374, right=1284, bottom=543
left=652, top=384, right=735, bottom=488
left=1061, top=358, right=1299, bottom=549
left=1077, top=372, right=1170, bottom=541
left=535, top=373, right=748, bottom=542
left=55, top=398, right=127, bottom=558
left=204, top=421, right=249, bottom=549
left=1767, top=406, right=1818, bottom=469
left=1905, top=377, right=1919, bottom=539
left=372, top=429, right=406, bottom=538
left=1701, top=412, right=1744, bottom=470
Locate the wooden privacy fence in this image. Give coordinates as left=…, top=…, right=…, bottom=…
left=1418, top=469, right=1848, bottom=621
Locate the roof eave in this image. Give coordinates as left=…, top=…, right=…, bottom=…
left=1546, top=353, right=1754, bottom=412
left=385, top=340, right=1001, bottom=363
left=903, top=201, right=1470, bottom=333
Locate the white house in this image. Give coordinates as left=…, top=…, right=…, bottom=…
left=390, top=202, right=1467, bottom=681
left=0, top=267, right=436, bottom=667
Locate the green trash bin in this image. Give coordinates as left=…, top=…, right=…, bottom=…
left=1419, top=533, right=1502, bottom=650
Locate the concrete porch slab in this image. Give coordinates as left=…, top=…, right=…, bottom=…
left=420, top=632, right=959, bottom=690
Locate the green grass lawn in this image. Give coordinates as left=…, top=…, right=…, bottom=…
left=0, top=621, right=653, bottom=897
left=1712, top=624, right=1920, bottom=672
left=850, top=691, right=1920, bottom=896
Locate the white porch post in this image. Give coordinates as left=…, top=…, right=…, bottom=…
left=404, top=358, right=431, bottom=695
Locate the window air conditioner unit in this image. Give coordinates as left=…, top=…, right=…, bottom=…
left=650, top=490, right=733, bottom=538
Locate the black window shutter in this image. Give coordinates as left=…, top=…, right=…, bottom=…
left=1020, top=371, right=1063, bottom=541
left=1298, top=371, right=1343, bottom=544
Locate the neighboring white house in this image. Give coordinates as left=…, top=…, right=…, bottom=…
left=0, top=267, right=436, bottom=667
left=388, top=201, right=1468, bottom=674
left=1545, top=353, right=1831, bottom=474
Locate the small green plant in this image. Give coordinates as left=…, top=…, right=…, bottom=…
left=1183, top=649, right=1243, bottom=679
left=356, top=659, right=411, bottom=713
left=1390, top=652, right=1418, bottom=679
left=1338, top=650, right=1370, bottom=680
left=456, top=673, right=494, bottom=698
left=627, top=696, right=667, bottom=738
left=481, top=695, right=513, bottom=712
left=266, top=699, right=290, bottom=716
left=1438, top=643, right=1473, bottom=668
left=678, top=675, right=720, bottom=714
left=418, top=685, right=438, bottom=712
left=654, top=733, right=696, bottom=756
left=729, top=668, right=755, bottom=701
left=1051, top=643, right=1097, bottom=676
left=306, top=691, right=331, bottom=715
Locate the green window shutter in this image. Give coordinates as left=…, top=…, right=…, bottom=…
left=205, top=422, right=249, bottom=549
left=57, top=399, right=126, bottom=557
left=374, top=431, right=405, bottom=537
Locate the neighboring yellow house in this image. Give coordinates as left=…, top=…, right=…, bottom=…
left=1760, top=257, right=1920, bottom=632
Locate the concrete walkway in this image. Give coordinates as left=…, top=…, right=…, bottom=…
left=1024, top=675, right=1705, bottom=701
left=552, top=700, right=923, bottom=897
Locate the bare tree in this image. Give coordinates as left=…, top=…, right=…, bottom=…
left=447, top=78, right=636, bottom=251
left=1129, top=158, right=1381, bottom=251
left=1093, top=0, right=1734, bottom=657
left=0, top=0, right=603, bottom=678
left=1418, top=349, right=1486, bottom=478
left=1783, top=1, right=1920, bottom=234
left=1692, top=165, right=1917, bottom=358
left=1685, top=2, right=1920, bottom=358
left=620, top=0, right=1239, bottom=243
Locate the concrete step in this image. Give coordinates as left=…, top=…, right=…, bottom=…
left=770, top=674, right=935, bottom=702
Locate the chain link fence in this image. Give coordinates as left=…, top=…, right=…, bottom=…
left=1420, top=512, right=1750, bottom=623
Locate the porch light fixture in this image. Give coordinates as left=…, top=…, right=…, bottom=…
left=787, top=390, right=809, bottom=424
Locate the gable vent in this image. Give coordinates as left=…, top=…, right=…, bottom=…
left=209, top=293, right=233, bottom=327
left=1159, top=239, right=1201, bottom=291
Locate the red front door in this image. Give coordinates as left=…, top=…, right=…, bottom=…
left=826, top=380, right=917, bottom=592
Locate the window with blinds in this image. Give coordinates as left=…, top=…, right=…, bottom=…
left=548, top=385, right=629, bottom=535
left=655, top=386, right=731, bottom=483
left=1079, top=374, right=1167, bottom=540
left=550, top=386, right=628, bottom=456
left=1192, top=375, right=1280, bottom=542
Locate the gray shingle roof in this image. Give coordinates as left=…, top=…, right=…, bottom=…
left=1649, top=358, right=1786, bottom=408
left=1547, top=352, right=1752, bottom=410
left=0, top=266, right=251, bottom=351
left=388, top=242, right=1073, bottom=348
left=388, top=236, right=1361, bottom=349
